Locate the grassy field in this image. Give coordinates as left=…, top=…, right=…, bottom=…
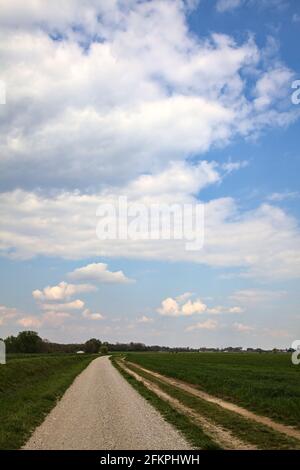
left=0, top=354, right=96, bottom=449
left=112, top=357, right=220, bottom=449
left=121, top=359, right=300, bottom=450
left=126, top=352, right=300, bottom=429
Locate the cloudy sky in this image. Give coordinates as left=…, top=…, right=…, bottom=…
left=0, top=0, right=300, bottom=348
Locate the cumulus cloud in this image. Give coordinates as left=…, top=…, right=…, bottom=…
left=185, top=319, right=218, bottom=331
left=17, top=316, right=42, bottom=328
left=32, top=281, right=96, bottom=301
left=1, top=170, right=300, bottom=280
left=126, top=161, right=221, bottom=200
left=0, top=304, right=45, bottom=330
left=0, top=0, right=296, bottom=192
left=30, top=279, right=98, bottom=327
left=82, top=309, right=104, bottom=321
left=68, top=263, right=134, bottom=284
left=0, top=0, right=124, bottom=32
left=0, top=0, right=299, bottom=292
left=157, top=297, right=181, bottom=317
left=181, top=299, right=207, bottom=315
left=157, top=293, right=241, bottom=317
left=15, top=310, right=72, bottom=328
left=254, top=67, right=294, bottom=111
left=2, top=301, right=101, bottom=329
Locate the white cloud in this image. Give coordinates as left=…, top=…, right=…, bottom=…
left=216, top=0, right=288, bottom=13
left=68, top=263, right=133, bottom=284
left=185, top=319, right=218, bottom=331
left=175, top=292, right=194, bottom=302
left=230, top=289, right=287, bottom=305
left=127, top=161, right=221, bottom=199
left=42, top=311, right=71, bottom=326
left=0, top=296, right=104, bottom=330
left=0, top=1, right=299, bottom=283
left=30, top=280, right=99, bottom=327
left=0, top=304, right=46, bottom=330
left=32, top=281, right=96, bottom=301
left=181, top=299, right=207, bottom=315
left=157, top=295, right=207, bottom=317
left=267, top=191, right=299, bottom=202
left=228, top=306, right=244, bottom=313
left=233, top=322, right=255, bottom=332
left=137, top=315, right=154, bottom=324
left=157, top=297, right=180, bottom=317
left=157, top=293, right=241, bottom=317
left=82, top=308, right=104, bottom=321
left=216, top=0, right=242, bottom=13
left=254, top=67, right=294, bottom=111
left=1, top=175, right=300, bottom=280
left=17, top=315, right=42, bottom=328
left=0, top=1, right=140, bottom=37
left=0, top=305, right=19, bottom=326
left=222, top=160, right=248, bottom=174
left=40, top=299, right=84, bottom=311
left=0, top=1, right=296, bottom=192
left=207, top=305, right=243, bottom=314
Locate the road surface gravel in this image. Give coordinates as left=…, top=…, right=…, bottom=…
left=24, top=356, right=191, bottom=450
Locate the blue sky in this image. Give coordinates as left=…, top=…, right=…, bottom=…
left=0, top=0, right=299, bottom=348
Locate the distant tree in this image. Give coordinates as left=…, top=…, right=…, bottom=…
left=15, top=331, right=43, bottom=353
left=4, top=335, right=19, bottom=353
left=100, top=344, right=109, bottom=355
left=84, top=338, right=101, bottom=353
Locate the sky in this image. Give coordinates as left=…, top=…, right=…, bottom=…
left=0, top=0, right=300, bottom=348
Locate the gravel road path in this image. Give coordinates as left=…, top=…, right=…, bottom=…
left=24, top=356, right=191, bottom=450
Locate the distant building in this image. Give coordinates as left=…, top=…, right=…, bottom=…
left=76, top=350, right=85, bottom=354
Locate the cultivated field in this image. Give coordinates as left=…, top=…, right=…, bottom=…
left=0, top=354, right=96, bottom=449
left=114, top=352, right=300, bottom=449
left=126, top=352, right=300, bottom=428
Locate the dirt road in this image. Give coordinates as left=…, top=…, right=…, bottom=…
left=24, top=356, right=190, bottom=450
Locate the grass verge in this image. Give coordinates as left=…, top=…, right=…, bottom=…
left=111, top=357, right=220, bottom=450
left=0, top=354, right=96, bottom=449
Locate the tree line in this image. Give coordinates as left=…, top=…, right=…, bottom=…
left=2, top=330, right=200, bottom=354
left=3, top=331, right=108, bottom=354
left=2, top=331, right=292, bottom=354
